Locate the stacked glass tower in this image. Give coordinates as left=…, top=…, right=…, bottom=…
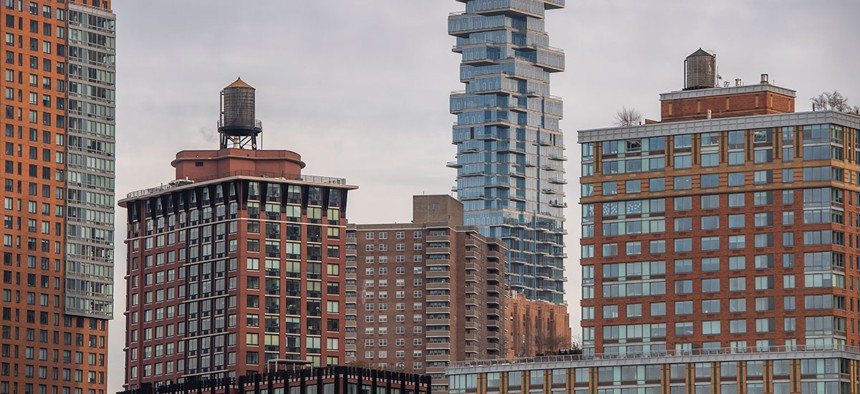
left=448, top=0, right=566, bottom=304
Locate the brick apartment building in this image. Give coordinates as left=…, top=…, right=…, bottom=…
left=119, top=80, right=356, bottom=388
left=506, top=292, right=570, bottom=358
left=0, top=1, right=115, bottom=393
left=344, top=195, right=506, bottom=393
left=579, top=49, right=860, bottom=358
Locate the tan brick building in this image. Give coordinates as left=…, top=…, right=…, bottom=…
left=506, top=293, right=571, bottom=358
left=344, top=195, right=506, bottom=393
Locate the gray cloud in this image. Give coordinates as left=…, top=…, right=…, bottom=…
left=109, top=0, right=859, bottom=390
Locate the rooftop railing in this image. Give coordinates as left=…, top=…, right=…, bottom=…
left=447, top=344, right=860, bottom=370
left=125, top=172, right=347, bottom=199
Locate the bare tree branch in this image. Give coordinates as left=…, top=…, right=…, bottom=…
left=811, top=90, right=858, bottom=113
left=614, top=106, right=642, bottom=126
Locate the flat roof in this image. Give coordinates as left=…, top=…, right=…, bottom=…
left=659, top=83, right=796, bottom=101
left=447, top=347, right=860, bottom=375
left=119, top=174, right=357, bottom=206
left=577, top=110, right=860, bottom=144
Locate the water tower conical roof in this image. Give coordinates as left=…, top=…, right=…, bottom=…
left=227, top=78, right=253, bottom=89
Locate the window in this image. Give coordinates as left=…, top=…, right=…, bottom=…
left=674, top=259, right=692, bottom=273
left=674, top=197, right=692, bottom=211
left=728, top=235, right=745, bottom=250
left=674, top=176, right=692, bottom=190
left=701, top=195, right=719, bottom=210
left=649, top=178, right=665, bottom=192
left=729, top=256, right=746, bottom=270
left=702, top=321, right=721, bottom=335
left=674, top=217, right=692, bottom=232
left=702, top=257, right=720, bottom=272
left=674, top=301, right=693, bottom=315
left=603, top=305, right=618, bottom=319
left=626, top=241, right=641, bottom=255
left=701, top=300, right=720, bottom=314
left=626, top=180, right=641, bottom=194
left=603, top=182, right=617, bottom=196
left=701, top=216, right=719, bottom=230
left=728, top=214, right=745, bottom=229
left=649, top=240, right=666, bottom=254
left=650, top=302, right=666, bottom=316
left=675, top=280, right=692, bottom=294
left=702, top=278, right=720, bottom=293
left=728, top=172, right=744, bottom=187
left=728, top=193, right=745, bottom=208
left=674, top=239, right=692, bottom=253
left=602, top=243, right=618, bottom=258
left=627, top=304, right=642, bottom=317
left=701, top=174, right=719, bottom=188
left=701, top=237, right=720, bottom=251
left=755, top=276, right=774, bottom=290
left=754, top=170, right=773, bottom=185
left=674, top=154, right=692, bottom=169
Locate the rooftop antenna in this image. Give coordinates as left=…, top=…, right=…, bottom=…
left=218, top=77, right=263, bottom=150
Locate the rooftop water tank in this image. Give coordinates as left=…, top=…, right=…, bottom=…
left=684, top=49, right=716, bottom=90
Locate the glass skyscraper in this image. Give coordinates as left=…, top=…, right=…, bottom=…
left=449, top=0, right=567, bottom=304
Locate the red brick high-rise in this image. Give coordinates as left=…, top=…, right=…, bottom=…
left=119, top=80, right=355, bottom=388
left=1, top=1, right=115, bottom=393
left=579, top=49, right=860, bottom=356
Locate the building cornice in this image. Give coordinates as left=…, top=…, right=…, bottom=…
left=578, top=110, right=860, bottom=144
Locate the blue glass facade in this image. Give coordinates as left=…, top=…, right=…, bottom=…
left=449, top=0, right=566, bottom=304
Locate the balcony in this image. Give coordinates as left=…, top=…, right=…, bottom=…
left=427, top=306, right=450, bottom=314
left=427, top=246, right=450, bottom=255
left=549, top=200, right=567, bottom=208
left=427, top=282, right=450, bottom=291
left=427, top=270, right=452, bottom=279
left=427, top=234, right=451, bottom=242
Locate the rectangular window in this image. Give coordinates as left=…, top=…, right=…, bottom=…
left=674, top=238, right=692, bottom=253
left=701, top=195, right=719, bottom=210
left=701, top=216, right=719, bottom=230
left=728, top=193, right=745, bottom=208
left=728, top=172, right=744, bottom=187
left=625, top=180, right=641, bottom=194
left=674, top=176, right=692, bottom=190
left=602, top=181, right=617, bottom=196
left=700, top=173, right=719, bottom=188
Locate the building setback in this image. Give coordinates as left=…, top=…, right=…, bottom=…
left=0, top=1, right=115, bottom=393
left=344, top=195, right=506, bottom=393
left=119, top=80, right=356, bottom=388
left=448, top=0, right=568, bottom=305
left=578, top=50, right=860, bottom=357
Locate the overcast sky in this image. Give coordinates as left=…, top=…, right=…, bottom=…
left=108, top=0, right=859, bottom=390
